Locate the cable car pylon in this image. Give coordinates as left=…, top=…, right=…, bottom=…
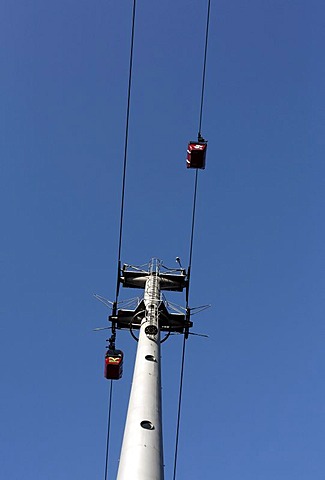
left=109, top=259, right=190, bottom=480
left=99, top=0, right=212, bottom=477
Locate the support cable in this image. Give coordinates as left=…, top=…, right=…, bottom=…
left=187, top=0, right=211, bottom=304
left=186, top=168, right=199, bottom=307
left=198, top=0, right=211, bottom=138
left=173, top=2, right=211, bottom=478
left=115, top=0, right=137, bottom=305
left=172, top=334, right=187, bottom=480
left=104, top=381, right=114, bottom=480
left=103, top=3, right=137, bottom=478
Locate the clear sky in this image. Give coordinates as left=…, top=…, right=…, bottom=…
left=1, top=0, right=324, bottom=479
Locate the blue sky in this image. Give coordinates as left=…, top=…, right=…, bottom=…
left=1, top=0, right=324, bottom=478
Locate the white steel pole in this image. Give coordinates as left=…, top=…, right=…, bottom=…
left=117, top=261, right=164, bottom=480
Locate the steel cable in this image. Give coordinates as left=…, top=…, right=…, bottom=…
left=103, top=2, right=137, bottom=478
left=186, top=168, right=199, bottom=306
left=172, top=334, right=187, bottom=480
left=115, top=0, right=137, bottom=304
left=173, top=1, right=211, bottom=477
left=198, top=0, right=211, bottom=138
left=104, top=381, right=114, bottom=480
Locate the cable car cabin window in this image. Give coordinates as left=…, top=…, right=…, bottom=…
left=104, top=349, right=124, bottom=380
left=186, top=141, right=207, bottom=169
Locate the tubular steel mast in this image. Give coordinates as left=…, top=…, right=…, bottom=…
left=109, top=259, right=190, bottom=480
left=101, top=1, right=211, bottom=476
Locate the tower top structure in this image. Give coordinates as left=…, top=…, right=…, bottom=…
left=115, top=258, right=189, bottom=480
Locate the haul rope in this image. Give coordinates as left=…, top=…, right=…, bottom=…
left=173, top=1, right=211, bottom=478
left=115, top=0, right=137, bottom=305
left=104, top=1, right=137, bottom=478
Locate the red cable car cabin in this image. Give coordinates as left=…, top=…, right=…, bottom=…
left=186, top=141, right=207, bottom=169
left=104, top=349, right=123, bottom=380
